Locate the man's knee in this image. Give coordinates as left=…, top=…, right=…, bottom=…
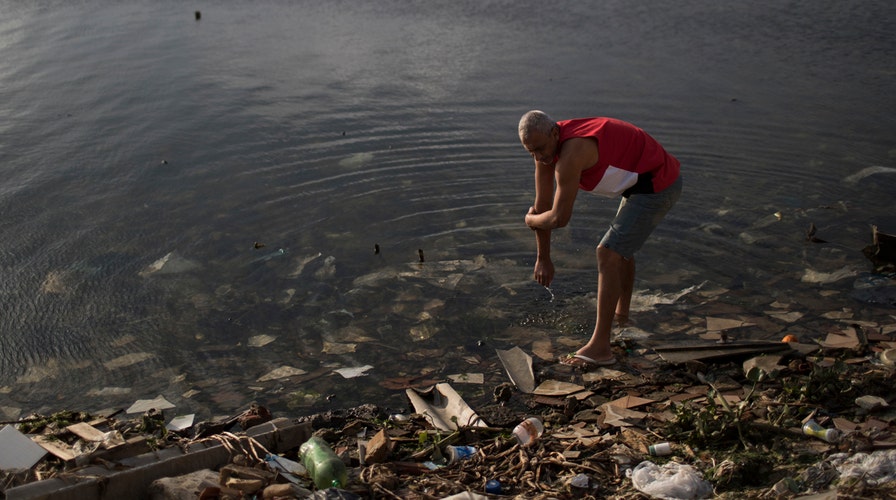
left=596, top=244, right=625, bottom=271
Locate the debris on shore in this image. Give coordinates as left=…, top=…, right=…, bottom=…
left=2, top=323, right=894, bottom=499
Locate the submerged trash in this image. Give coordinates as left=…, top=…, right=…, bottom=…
left=138, top=251, right=200, bottom=276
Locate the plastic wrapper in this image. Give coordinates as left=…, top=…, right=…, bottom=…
left=630, top=461, right=713, bottom=499
left=830, top=450, right=896, bottom=486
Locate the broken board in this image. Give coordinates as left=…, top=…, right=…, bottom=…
left=651, top=340, right=790, bottom=364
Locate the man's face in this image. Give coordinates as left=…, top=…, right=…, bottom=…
left=521, top=127, right=558, bottom=166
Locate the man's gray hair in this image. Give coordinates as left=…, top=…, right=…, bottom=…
left=518, top=110, right=556, bottom=140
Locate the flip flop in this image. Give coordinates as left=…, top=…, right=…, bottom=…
left=560, top=354, right=617, bottom=369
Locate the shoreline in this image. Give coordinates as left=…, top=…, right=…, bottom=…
left=3, top=323, right=895, bottom=499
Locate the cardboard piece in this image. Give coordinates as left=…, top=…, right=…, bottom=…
left=495, top=346, right=535, bottom=394
left=533, top=380, right=586, bottom=397
left=743, top=354, right=785, bottom=378
left=608, top=395, right=655, bottom=409
left=820, top=330, right=861, bottom=349
left=405, top=383, right=486, bottom=431
left=0, top=425, right=48, bottom=470
left=600, top=404, right=646, bottom=428
left=32, top=435, right=76, bottom=462
left=582, top=367, right=631, bottom=382
left=706, top=317, right=755, bottom=332
left=447, top=373, right=484, bottom=384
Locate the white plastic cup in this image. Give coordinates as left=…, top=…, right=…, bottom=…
left=648, top=442, right=672, bottom=456
left=512, top=417, right=544, bottom=446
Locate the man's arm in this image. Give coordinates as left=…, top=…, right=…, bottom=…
left=525, top=138, right=596, bottom=230
left=531, top=161, right=555, bottom=286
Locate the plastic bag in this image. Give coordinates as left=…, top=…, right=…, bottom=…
left=630, top=460, right=713, bottom=499
left=830, top=449, right=896, bottom=486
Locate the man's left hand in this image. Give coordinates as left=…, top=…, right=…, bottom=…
left=525, top=206, right=539, bottom=230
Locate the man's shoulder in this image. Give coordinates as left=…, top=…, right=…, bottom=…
left=558, top=136, right=599, bottom=171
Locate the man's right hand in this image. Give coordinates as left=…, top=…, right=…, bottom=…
left=533, top=258, right=555, bottom=287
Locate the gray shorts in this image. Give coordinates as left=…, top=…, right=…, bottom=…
left=599, top=176, right=682, bottom=259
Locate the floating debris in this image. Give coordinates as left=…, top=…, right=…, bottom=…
left=338, top=151, right=374, bottom=169
left=334, top=365, right=374, bottom=379
left=103, top=352, right=156, bottom=370
left=447, top=373, right=484, bottom=384
left=125, top=395, right=175, bottom=414
left=257, top=366, right=307, bottom=382
left=138, top=251, right=200, bottom=277
left=247, top=334, right=277, bottom=347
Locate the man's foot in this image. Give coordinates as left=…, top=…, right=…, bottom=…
left=559, top=353, right=617, bottom=369
left=614, top=314, right=630, bottom=328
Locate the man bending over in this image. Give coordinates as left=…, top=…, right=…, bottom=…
left=519, top=110, right=682, bottom=368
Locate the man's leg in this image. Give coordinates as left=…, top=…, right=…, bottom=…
left=615, top=256, right=635, bottom=326
left=574, top=244, right=624, bottom=363
left=565, top=176, right=681, bottom=366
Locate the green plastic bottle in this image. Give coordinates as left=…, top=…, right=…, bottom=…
left=300, top=436, right=348, bottom=489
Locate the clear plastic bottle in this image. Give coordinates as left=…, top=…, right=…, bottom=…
left=512, top=417, right=544, bottom=446
left=300, top=436, right=348, bottom=489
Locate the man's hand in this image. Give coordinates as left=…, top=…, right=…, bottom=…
left=525, top=206, right=539, bottom=230
left=533, top=258, right=554, bottom=287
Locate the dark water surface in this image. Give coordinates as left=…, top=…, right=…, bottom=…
left=1, top=1, right=894, bottom=421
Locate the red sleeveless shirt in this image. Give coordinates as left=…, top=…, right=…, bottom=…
left=557, top=117, right=680, bottom=197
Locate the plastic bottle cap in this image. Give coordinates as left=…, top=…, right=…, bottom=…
left=485, top=479, right=502, bottom=494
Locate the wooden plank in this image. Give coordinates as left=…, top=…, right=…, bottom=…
left=32, top=435, right=76, bottom=462
left=66, top=422, right=106, bottom=442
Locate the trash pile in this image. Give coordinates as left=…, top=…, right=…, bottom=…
left=1, top=316, right=894, bottom=500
